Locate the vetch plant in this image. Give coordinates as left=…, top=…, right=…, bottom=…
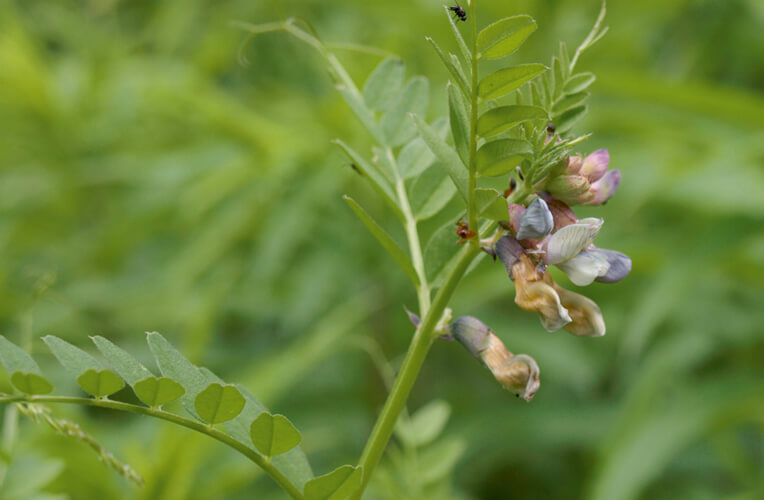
left=0, top=2, right=630, bottom=498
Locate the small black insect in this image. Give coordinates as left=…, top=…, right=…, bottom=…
left=448, top=3, right=467, bottom=22
left=546, top=122, right=556, bottom=134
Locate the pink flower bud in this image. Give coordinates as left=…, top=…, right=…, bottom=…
left=579, top=149, right=609, bottom=182
left=586, top=169, right=621, bottom=205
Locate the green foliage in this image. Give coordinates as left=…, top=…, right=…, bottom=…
left=304, top=465, right=363, bottom=500
left=476, top=139, right=533, bottom=176
left=413, top=114, right=469, bottom=201
left=0, top=455, right=65, bottom=500
left=343, top=196, right=419, bottom=286
left=371, top=400, right=465, bottom=499
left=478, top=64, right=548, bottom=100
left=0, top=336, right=53, bottom=395
left=132, top=377, right=185, bottom=409
left=194, top=383, right=246, bottom=425
left=476, top=16, right=538, bottom=60
left=76, top=369, right=125, bottom=399
left=250, top=413, right=302, bottom=458
left=0, top=333, right=313, bottom=498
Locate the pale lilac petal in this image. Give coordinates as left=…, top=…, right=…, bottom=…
left=556, top=250, right=610, bottom=286
left=544, top=218, right=603, bottom=265
left=516, top=198, right=554, bottom=240
left=580, top=149, right=609, bottom=182
left=590, top=248, right=632, bottom=283
left=586, top=169, right=621, bottom=205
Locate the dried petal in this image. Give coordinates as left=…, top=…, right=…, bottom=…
left=493, top=354, right=540, bottom=401
left=590, top=248, right=632, bottom=283
left=579, top=149, right=609, bottom=182
left=553, top=285, right=606, bottom=337
left=511, top=254, right=571, bottom=331
left=451, top=317, right=541, bottom=401
left=586, top=169, right=621, bottom=205
left=518, top=281, right=572, bottom=331
left=544, top=218, right=603, bottom=265
left=516, top=198, right=554, bottom=240
left=556, top=250, right=611, bottom=286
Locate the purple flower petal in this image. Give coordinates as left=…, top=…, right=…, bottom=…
left=495, top=236, right=526, bottom=278
left=580, top=149, right=609, bottom=182
left=590, top=248, right=632, bottom=283
left=586, top=169, right=621, bottom=205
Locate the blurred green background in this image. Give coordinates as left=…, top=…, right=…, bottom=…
left=1, top=0, right=763, bottom=498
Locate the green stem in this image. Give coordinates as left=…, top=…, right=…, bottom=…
left=387, top=148, right=430, bottom=315
left=0, top=395, right=305, bottom=500
left=397, top=176, right=430, bottom=313
left=352, top=242, right=482, bottom=498
left=466, top=1, right=479, bottom=244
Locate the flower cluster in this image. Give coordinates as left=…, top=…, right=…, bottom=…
left=496, top=149, right=631, bottom=337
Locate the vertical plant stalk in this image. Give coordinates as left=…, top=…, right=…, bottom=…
left=352, top=240, right=482, bottom=498
left=387, top=148, right=431, bottom=315
left=466, top=0, right=480, bottom=244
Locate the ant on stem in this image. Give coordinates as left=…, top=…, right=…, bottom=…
left=448, top=3, right=467, bottom=22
